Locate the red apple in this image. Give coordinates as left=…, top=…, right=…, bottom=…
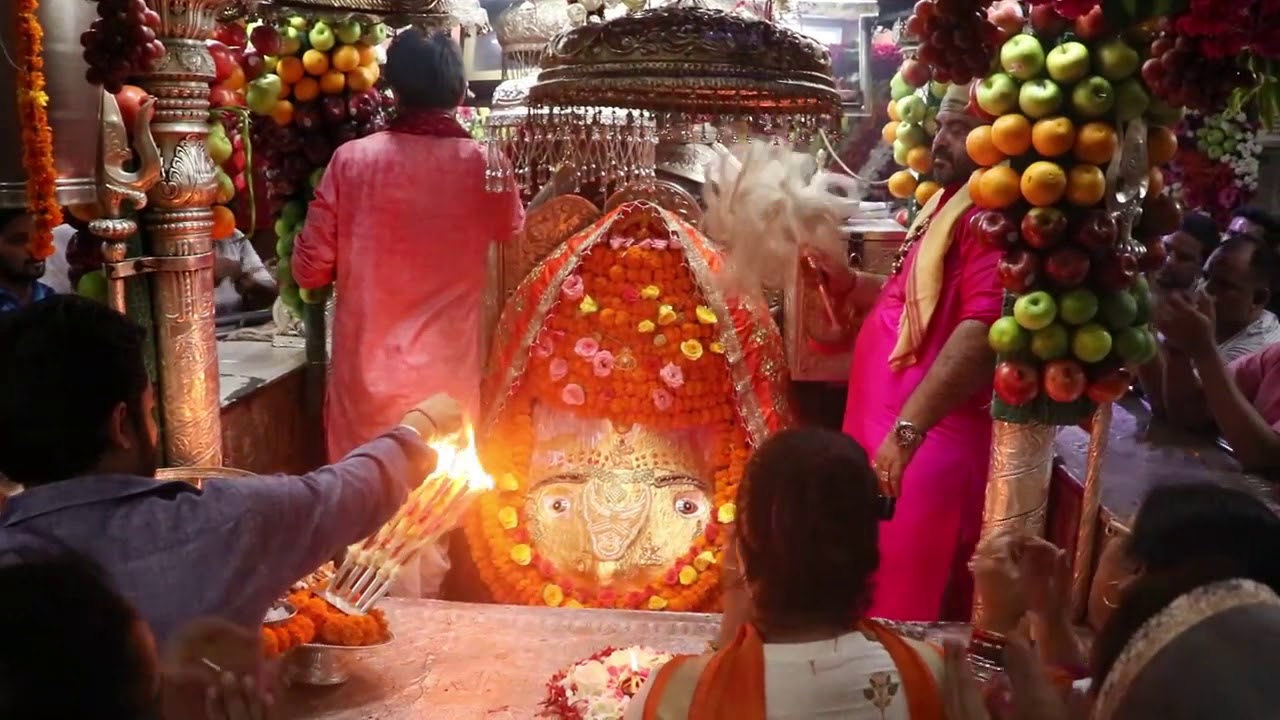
left=1044, top=245, right=1091, bottom=288
left=988, top=0, right=1025, bottom=42
left=1086, top=366, right=1134, bottom=403
left=215, top=22, right=248, bottom=49
left=1137, top=235, right=1167, bottom=272
left=1074, top=209, right=1119, bottom=251
left=901, top=58, right=932, bottom=88
left=206, top=40, right=237, bottom=83
left=1029, top=4, right=1068, bottom=38
left=1092, top=249, right=1138, bottom=291
left=995, top=360, right=1040, bottom=406
left=895, top=208, right=910, bottom=227
left=1021, top=207, right=1068, bottom=250
left=1138, top=193, right=1182, bottom=237
left=242, top=51, right=266, bottom=81
left=1044, top=359, right=1088, bottom=403
left=209, top=86, right=243, bottom=108
left=1072, top=6, right=1108, bottom=41
left=113, top=85, right=150, bottom=133
left=971, top=209, right=1020, bottom=249
left=997, top=248, right=1040, bottom=293
left=249, top=24, right=282, bottom=57
left=968, top=81, right=999, bottom=123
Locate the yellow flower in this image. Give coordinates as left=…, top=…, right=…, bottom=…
left=498, top=473, right=520, bottom=492
left=680, top=339, right=704, bottom=361
left=647, top=595, right=669, bottom=611
left=510, top=544, right=533, bottom=566
left=693, top=551, right=717, bottom=572
left=709, top=342, right=726, bottom=354
left=542, top=583, right=565, bottom=607
left=579, top=295, right=599, bottom=314
left=657, top=305, right=678, bottom=326
left=678, top=565, right=698, bottom=586
left=637, top=320, right=656, bottom=333
left=641, top=285, right=661, bottom=300
left=717, top=503, right=736, bottom=524
left=695, top=306, right=718, bottom=324
left=565, top=599, right=584, bottom=609
left=497, top=506, right=519, bottom=530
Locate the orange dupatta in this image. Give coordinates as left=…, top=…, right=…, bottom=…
left=642, top=620, right=944, bottom=720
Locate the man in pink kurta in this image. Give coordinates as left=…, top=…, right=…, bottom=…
left=840, top=84, right=1002, bottom=621
left=293, top=32, right=523, bottom=467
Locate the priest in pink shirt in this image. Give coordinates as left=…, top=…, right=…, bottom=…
left=293, top=30, right=524, bottom=594
left=824, top=84, right=1003, bottom=621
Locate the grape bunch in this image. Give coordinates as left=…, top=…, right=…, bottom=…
left=905, top=0, right=1000, bottom=86
left=81, top=0, right=166, bottom=94
left=1141, top=34, right=1256, bottom=113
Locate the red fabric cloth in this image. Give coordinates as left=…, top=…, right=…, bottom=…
left=293, top=128, right=524, bottom=462
left=389, top=109, right=474, bottom=139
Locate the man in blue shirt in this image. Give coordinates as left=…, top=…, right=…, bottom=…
left=0, top=209, right=55, bottom=313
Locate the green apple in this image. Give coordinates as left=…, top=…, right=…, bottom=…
left=1046, top=41, right=1090, bottom=85
left=1019, top=78, right=1064, bottom=119
left=977, top=73, right=1021, bottom=117
left=277, top=256, right=293, bottom=284
left=274, top=217, right=294, bottom=239
left=276, top=233, right=295, bottom=259
left=897, top=95, right=927, bottom=124
left=1115, top=326, right=1157, bottom=364
left=1114, top=79, right=1150, bottom=122
left=930, top=81, right=949, bottom=99
left=308, top=22, right=336, bottom=52
left=1000, top=34, right=1047, bottom=81
left=76, top=269, right=107, bottom=303
left=335, top=21, right=363, bottom=45
left=206, top=129, right=233, bottom=165
left=214, top=168, right=235, bottom=205
left=893, top=140, right=910, bottom=166
left=890, top=72, right=914, bottom=101
left=1072, top=322, right=1114, bottom=363
left=1094, top=38, right=1141, bottom=81
left=1100, top=290, right=1139, bottom=330
left=1013, top=290, right=1058, bottom=331
left=1131, top=276, right=1152, bottom=324
left=263, top=55, right=278, bottom=73
left=361, top=23, right=390, bottom=46
left=1031, top=323, right=1071, bottom=361
left=287, top=16, right=309, bottom=31
left=309, top=167, right=325, bottom=190
left=895, top=122, right=927, bottom=148
left=281, top=27, right=304, bottom=56
left=1058, top=288, right=1099, bottom=325
left=246, top=75, right=283, bottom=116
left=1070, top=76, right=1115, bottom=119
left=282, top=200, right=306, bottom=226
left=1146, top=97, right=1185, bottom=126
left=988, top=316, right=1030, bottom=354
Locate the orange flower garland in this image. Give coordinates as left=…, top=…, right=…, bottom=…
left=14, top=0, right=63, bottom=260
left=465, top=210, right=755, bottom=612
left=261, top=613, right=316, bottom=657
left=289, top=590, right=390, bottom=646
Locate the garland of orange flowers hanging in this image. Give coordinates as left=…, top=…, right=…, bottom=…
left=464, top=208, right=772, bottom=613
left=14, top=0, right=63, bottom=260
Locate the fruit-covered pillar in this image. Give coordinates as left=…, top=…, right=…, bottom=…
left=139, top=0, right=232, bottom=467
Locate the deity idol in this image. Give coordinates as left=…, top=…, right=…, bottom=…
left=461, top=200, right=792, bottom=611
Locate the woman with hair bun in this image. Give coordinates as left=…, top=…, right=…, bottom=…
left=626, top=428, right=948, bottom=719
left=292, top=29, right=524, bottom=597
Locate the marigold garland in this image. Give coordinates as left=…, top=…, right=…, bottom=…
left=289, top=590, right=391, bottom=646
left=465, top=210, right=756, bottom=612
left=14, top=0, right=63, bottom=260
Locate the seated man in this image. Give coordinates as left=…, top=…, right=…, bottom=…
left=1157, top=288, right=1280, bottom=471
left=0, top=210, right=54, bottom=313
left=0, top=296, right=461, bottom=644
left=1226, top=206, right=1280, bottom=247
left=1144, top=237, right=1280, bottom=422
left=214, top=228, right=277, bottom=315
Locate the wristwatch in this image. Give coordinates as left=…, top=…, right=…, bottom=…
left=892, top=420, right=926, bottom=451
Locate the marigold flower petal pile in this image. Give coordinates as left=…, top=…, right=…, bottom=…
left=260, top=590, right=391, bottom=655
left=15, top=0, right=63, bottom=260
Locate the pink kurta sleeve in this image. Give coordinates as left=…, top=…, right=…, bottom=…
left=293, top=152, right=342, bottom=289
left=1229, top=348, right=1267, bottom=401
left=955, top=207, right=1004, bottom=324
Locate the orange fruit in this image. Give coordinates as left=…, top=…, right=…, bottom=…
left=1074, top=122, right=1119, bottom=165
left=966, top=125, right=1007, bottom=167
left=1031, top=116, right=1075, bottom=158
left=888, top=170, right=918, bottom=200
left=345, top=65, right=377, bottom=93
left=1066, top=164, right=1106, bottom=206
left=906, top=146, right=933, bottom=174
left=1020, top=161, right=1068, bottom=206
left=978, top=165, right=1021, bottom=209
left=1148, top=125, right=1178, bottom=166
left=991, top=114, right=1033, bottom=156
left=331, top=45, right=361, bottom=73
left=223, top=67, right=246, bottom=92
left=211, top=205, right=237, bottom=239
left=1148, top=167, right=1165, bottom=197
left=319, top=70, right=347, bottom=95
left=357, top=43, right=378, bottom=68
left=276, top=56, right=305, bottom=84
left=882, top=121, right=898, bottom=144
left=293, top=77, right=320, bottom=103
left=271, top=100, right=294, bottom=127
left=969, top=169, right=988, bottom=207
left=888, top=100, right=901, bottom=122
left=915, top=180, right=941, bottom=205
left=302, top=49, right=330, bottom=77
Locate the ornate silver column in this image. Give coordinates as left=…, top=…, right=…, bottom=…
left=139, top=0, right=230, bottom=467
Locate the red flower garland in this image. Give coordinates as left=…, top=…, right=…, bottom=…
left=14, top=0, right=63, bottom=260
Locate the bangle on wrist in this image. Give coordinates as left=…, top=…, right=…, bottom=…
left=967, top=628, right=1007, bottom=672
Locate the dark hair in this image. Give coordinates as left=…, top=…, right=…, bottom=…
left=737, top=428, right=880, bottom=629
left=385, top=29, right=466, bottom=111
left=1232, top=206, right=1280, bottom=241
left=0, top=550, right=156, bottom=720
left=0, top=295, right=149, bottom=486
left=1216, top=237, right=1279, bottom=302
left=0, top=209, right=24, bottom=236
left=1179, top=211, right=1220, bottom=257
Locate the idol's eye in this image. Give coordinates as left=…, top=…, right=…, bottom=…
left=542, top=495, right=572, bottom=516
left=673, top=494, right=707, bottom=518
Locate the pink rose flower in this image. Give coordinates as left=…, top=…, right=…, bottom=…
left=659, top=362, right=684, bottom=389
left=574, top=337, right=600, bottom=359
left=592, top=350, right=615, bottom=377
left=621, top=286, right=641, bottom=303
left=649, top=236, right=670, bottom=251
left=652, top=388, right=673, bottom=411
left=561, top=275, right=585, bottom=301
left=562, top=383, right=585, bottom=406
left=533, top=334, right=554, bottom=359
left=609, top=234, right=632, bottom=250
left=549, top=358, right=569, bottom=381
